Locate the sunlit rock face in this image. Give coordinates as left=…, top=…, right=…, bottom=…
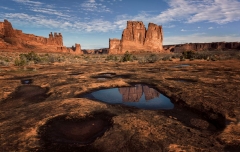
left=0, top=19, right=83, bottom=54
left=109, top=21, right=164, bottom=54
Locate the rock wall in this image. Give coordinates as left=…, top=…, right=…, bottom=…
left=109, top=21, right=164, bottom=54
left=165, top=42, right=240, bottom=52
left=0, top=19, right=82, bottom=54
left=118, top=85, right=160, bottom=102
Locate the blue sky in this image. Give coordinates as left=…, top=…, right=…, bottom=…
left=0, top=0, right=240, bottom=49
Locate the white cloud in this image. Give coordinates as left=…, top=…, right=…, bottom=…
left=181, top=29, right=186, bottom=32
left=198, top=27, right=201, bottom=28
left=114, top=0, right=240, bottom=26
left=81, top=0, right=111, bottom=12
left=0, top=6, right=14, bottom=10
left=31, top=8, right=70, bottom=17
left=208, top=27, right=214, bottom=29
left=165, top=25, right=176, bottom=28
left=1, top=13, right=116, bottom=32
left=12, top=0, right=43, bottom=6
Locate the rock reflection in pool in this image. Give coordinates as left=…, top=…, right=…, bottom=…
left=83, top=84, right=174, bottom=110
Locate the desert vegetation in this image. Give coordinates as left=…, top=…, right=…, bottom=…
left=0, top=50, right=240, bottom=67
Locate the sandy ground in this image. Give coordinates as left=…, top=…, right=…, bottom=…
left=0, top=59, right=240, bottom=151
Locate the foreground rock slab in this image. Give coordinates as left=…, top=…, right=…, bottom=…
left=0, top=60, right=240, bottom=151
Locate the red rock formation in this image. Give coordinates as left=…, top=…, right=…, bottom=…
left=144, top=23, right=163, bottom=51
left=0, top=19, right=82, bottom=54
left=109, top=38, right=120, bottom=54
left=165, top=42, right=240, bottom=52
left=118, top=85, right=160, bottom=102
left=3, top=20, right=16, bottom=37
left=70, top=43, right=82, bottom=54
left=109, top=21, right=164, bottom=54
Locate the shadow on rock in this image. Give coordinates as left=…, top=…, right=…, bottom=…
left=161, top=104, right=226, bottom=132
left=1, top=85, right=50, bottom=109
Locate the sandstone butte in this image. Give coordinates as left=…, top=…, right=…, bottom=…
left=109, top=21, right=166, bottom=54
left=0, top=19, right=82, bottom=54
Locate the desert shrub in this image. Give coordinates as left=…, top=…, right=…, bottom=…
left=20, top=51, right=41, bottom=64
left=138, top=58, right=146, bottom=64
left=120, top=51, right=133, bottom=62
left=106, top=55, right=118, bottom=61
left=182, top=51, right=196, bottom=59
left=14, top=58, right=27, bottom=66
left=180, top=56, right=185, bottom=61
left=162, top=56, right=171, bottom=61
left=0, top=60, right=9, bottom=66
left=171, top=53, right=181, bottom=59
left=146, top=54, right=158, bottom=63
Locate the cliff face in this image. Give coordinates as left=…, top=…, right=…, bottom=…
left=165, top=42, right=240, bottom=52
left=118, top=85, right=160, bottom=102
left=0, top=19, right=82, bottom=54
left=109, top=21, right=164, bottom=54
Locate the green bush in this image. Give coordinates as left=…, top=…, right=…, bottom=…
left=182, top=51, right=196, bottom=59
left=120, top=51, right=133, bottom=62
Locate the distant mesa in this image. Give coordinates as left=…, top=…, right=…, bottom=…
left=109, top=21, right=166, bottom=54
left=164, top=42, right=240, bottom=52
left=0, top=19, right=82, bottom=54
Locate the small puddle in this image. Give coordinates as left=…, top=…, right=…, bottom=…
left=99, top=73, right=116, bottom=77
left=81, top=84, right=174, bottom=110
left=165, top=78, right=197, bottom=83
left=146, top=68, right=160, bottom=73
left=69, top=72, right=84, bottom=76
left=97, top=77, right=108, bottom=81
left=92, top=73, right=116, bottom=80
left=174, top=64, right=190, bottom=68
left=21, top=79, right=33, bottom=84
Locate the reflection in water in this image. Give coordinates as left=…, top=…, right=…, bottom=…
left=83, top=84, right=174, bottom=110
left=21, top=79, right=33, bottom=84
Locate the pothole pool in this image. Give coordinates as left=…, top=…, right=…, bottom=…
left=38, top=111, right=113, bottom=150
left=80, top=84, right=174, bottom=110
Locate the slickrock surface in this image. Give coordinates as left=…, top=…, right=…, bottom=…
left=0, top=59, right=240, bottom=151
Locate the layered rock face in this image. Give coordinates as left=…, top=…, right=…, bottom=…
left=0, top=19, right=82, bottom=54
left=165, top=42, right=240, bottom=52
left=118, top=85, right=160, bottom=102
left=57, top=43, right=82, bottom=54
left=109, top=21, right=164, bottom=54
